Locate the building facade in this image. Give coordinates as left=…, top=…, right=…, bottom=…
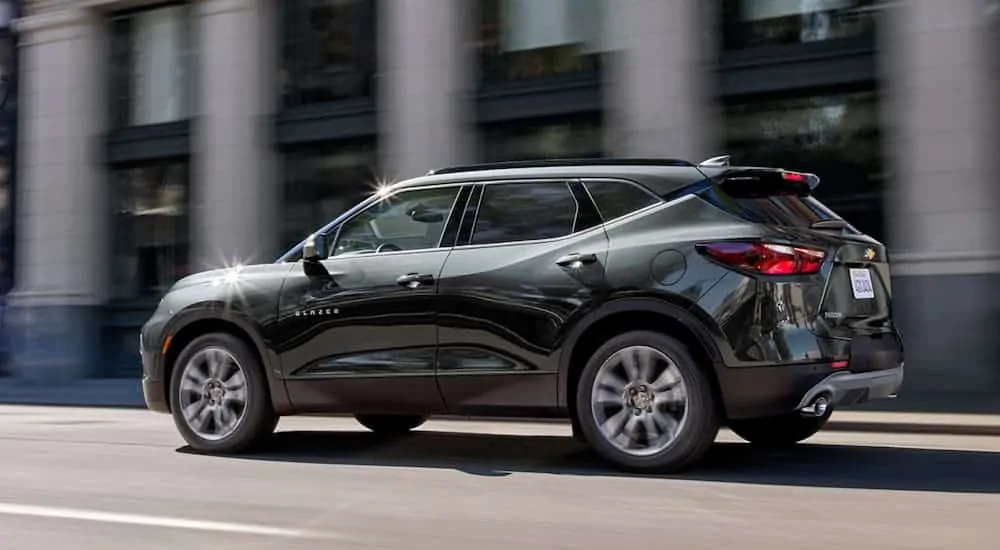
left=2, top=0, right=999, bottom=398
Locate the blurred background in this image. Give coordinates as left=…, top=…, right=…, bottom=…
left=0, top=0, right=997, bottom=409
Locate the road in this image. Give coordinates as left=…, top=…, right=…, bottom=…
left=0, top=405, right=997, bottom=550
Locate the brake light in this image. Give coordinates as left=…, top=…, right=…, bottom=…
left=696, top=242, right=826, bottom=275
left=781, top=171, right=807, bottom=182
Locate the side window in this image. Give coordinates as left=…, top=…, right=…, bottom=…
left=470, top=181, right=578, bottom=246
left=332, top=186, right=461, bottom=256
left=584, top=179, right=660, bottom=222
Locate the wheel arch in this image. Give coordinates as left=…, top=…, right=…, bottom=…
left=159, top=306, right=292, bottom=414
left=559, top=296, right=726, bottom=421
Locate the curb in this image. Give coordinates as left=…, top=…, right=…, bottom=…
left=824, top=420, right=1000, bottom=437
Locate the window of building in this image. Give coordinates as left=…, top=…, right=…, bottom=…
left=470, top=182, right=579, bottom=245
left=481, top=116, right=604, bottom=162
left=721, top=0, right=877, bottom=50
left=110, top=162, right=190, bottom=301
left=332, top=186, right=461, bottom=256
left=280, top=142, right=379, bottom=254
left=109, top=4, right=192, bottom=128
left=279, top=0, right=377, bottom=109
left=476, top=0, right=614, bottom=85
left=722, top=89, right=884, bottom=240
left=584, top=180, right=661, bottom=222
left=0, top=0, right=16, bottom=297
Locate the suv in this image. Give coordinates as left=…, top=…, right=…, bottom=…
left=140, top=157, right=904, bottom=473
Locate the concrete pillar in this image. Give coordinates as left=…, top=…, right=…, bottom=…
left=5, top=5, right=108, bottom=384
left=192, top=0, right=277, bottom=269
left=379, top=0, right=474, bottom=179
left=604, top=0, right=718, bottom=162
left=878, top=0, right=1000, bottom=395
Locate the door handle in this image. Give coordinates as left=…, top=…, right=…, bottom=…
left=555, top=253, right=598, bottom=268
left=396, top=273, right=434, bottom=288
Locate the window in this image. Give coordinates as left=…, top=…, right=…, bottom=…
left=111, top=162, right=190, bottom=301
left=470, top=182, right=578, bottom=245
left=584, top=180, right=660, bottom=222
left=476, top=0, right=615, bottom=85
left=332, top=186, right=461, bottom=256
left=721, top=0, right=877, bottom=50
left=279, top=0, right=377, bottom=108
left=280, top=142, right=378, bottom=254
left=109, top=4, right=192, bottom=128
left=722, top=90, right=883, bottom=240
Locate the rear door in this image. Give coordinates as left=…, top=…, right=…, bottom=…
left=434, top=179, right=609, bottom=416
left=696, top=168, right=895, bottom=338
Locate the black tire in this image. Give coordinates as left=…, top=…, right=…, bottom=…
left=728, top=412, right=830, bottom=448
left=574, top=330, right=720, bottom=474
left=355, top=414, right=427, bottom=435
left=169, top=333, right=278, bottom=454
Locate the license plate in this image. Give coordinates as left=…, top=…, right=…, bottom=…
left=849, top=268, right=875, bottom=300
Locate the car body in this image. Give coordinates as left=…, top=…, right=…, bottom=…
left=140, top=157, right=904, bottom=472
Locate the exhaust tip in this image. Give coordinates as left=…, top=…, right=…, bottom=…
left=799, top=394, right=832, bottom=417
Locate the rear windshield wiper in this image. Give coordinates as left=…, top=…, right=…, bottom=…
left=810, top=219, right=848, bottom=231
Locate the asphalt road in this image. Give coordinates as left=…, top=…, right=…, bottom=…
left=1, top=406, right=998, bottom=550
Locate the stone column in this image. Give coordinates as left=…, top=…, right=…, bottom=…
left=604, top=0, right=719, bottom=162
left=878, top=0, right=1000, bottom=395
left=191, top=0, right=277, bottom=269
left=378, top=0, right=475, bottom=179
left=5, top=4, right=109, bottom=384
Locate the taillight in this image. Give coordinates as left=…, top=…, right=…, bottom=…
left=696, top=241, right=826, bottom=275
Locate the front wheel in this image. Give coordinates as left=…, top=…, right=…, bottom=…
left=575, top=331, right=720, bottom=474
left=169, top=333, right=278, bottom=454
left=728, top=412, right=830, bottom=448
left=355, top=414, right=427, bottom=435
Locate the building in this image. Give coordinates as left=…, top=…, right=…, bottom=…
left=2, top=0, right=998, bottom=400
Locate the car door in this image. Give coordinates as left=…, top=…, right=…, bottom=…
left=275, top=183, right=467, bottom=414
left=435, top=179, right=610, bottom=415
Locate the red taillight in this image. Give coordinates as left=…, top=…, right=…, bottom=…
left=696, top=241, right=826, bottom=275
left=781, top=171, right=807, bottom=182
left=831, top=360, right=849, bottom=369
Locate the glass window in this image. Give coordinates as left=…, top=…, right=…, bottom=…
left=280, top=141, right=378, bottom=254
left=109, top=5, right=192, bottom=128
left=470, top=182, right=578, bottom=245
left=332, top=186, right=461, bottom=256
left=111, top=162, right=190, bottom=301
left=476, top=0, right=616, bottom=85
left=721, top=0, right=877, bottom=50
left=481, top=117, right=604, bottom=162
left=584, top=180, right=660, bottom=222
left=280, top=0, right=377, bottom=108
left=722, top=90, right=883, bottom=240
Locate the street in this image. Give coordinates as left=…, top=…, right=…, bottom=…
left=0, top=406, right=997, bottom=549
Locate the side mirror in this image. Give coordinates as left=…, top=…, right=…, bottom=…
left=303, top=233, right=327, bottom=262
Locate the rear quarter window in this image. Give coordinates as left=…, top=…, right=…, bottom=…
left=583, top=180, right=661, bottom=222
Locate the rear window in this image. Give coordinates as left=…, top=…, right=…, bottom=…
left=698, top=176, right=859, bottom=232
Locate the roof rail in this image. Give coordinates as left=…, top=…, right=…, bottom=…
left=427, top=157, right=695, bottom=176
left=698, top=155, right=731, bottom=167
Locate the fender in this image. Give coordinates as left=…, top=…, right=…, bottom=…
left=158, top=302, right=293, bottom=415
left=557, top=295, right=725, bottom=409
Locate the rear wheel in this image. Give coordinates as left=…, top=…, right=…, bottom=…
left=169, top=333, right=278, bottom=454
left=355, top=414, right=427, bottom=435
left=728, top=412, right=830, bottom=448
left=575, top=331, right=719, bottom=474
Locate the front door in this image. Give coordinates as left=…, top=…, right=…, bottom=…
left=435, top=179, right=610, bottom=416
left=275, top=184, right=465, bottom=414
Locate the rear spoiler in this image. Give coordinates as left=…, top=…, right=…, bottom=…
left=702, top=167, right=821, bottom=196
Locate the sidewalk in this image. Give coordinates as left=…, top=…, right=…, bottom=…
left=0, top=378, right=998, bottom=436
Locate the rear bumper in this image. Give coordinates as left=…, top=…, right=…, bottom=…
left=794, top=364, right=903, bottom=412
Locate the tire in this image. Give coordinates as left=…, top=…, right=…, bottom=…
left=728, top=412, right=830, bottom=448
left=574, top=330, right=719, bottom=474
left=355, top=414, right=427, bottom=434
left=169, top=332, right=278, bottom=454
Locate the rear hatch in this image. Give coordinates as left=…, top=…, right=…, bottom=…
left=693, top=167, right=894, bottom=338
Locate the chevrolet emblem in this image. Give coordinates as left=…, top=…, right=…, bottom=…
left=864, top=248, right=876, bottom=261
